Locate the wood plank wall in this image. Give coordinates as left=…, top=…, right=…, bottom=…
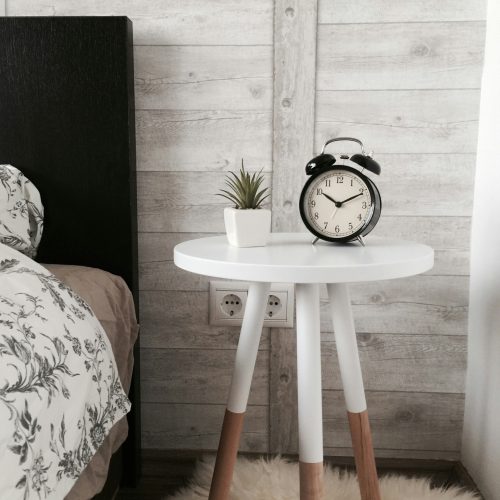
left=310, top=0, right=485, bottom=459
left=6, top=0, right=486, bottom=459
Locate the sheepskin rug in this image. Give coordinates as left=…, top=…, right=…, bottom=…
left=166, top=456, right=479, bottom=500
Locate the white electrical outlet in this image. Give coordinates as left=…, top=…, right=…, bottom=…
left=209, top=281, right=294, bottom=328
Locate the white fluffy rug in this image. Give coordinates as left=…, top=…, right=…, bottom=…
left=166, top=456, right=479, bottom=500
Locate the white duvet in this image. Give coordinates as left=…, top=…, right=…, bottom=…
left=0, top=243, right=130, bottom=499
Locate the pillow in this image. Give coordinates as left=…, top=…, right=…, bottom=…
left=0, top=164, right=44, bottom=257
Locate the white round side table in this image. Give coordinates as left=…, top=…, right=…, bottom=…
left=174, top=233, right=434, bottom=500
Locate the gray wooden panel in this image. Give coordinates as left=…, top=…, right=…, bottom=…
left=140, top=348, right=270, bottom=405
left=321, top=275, right=469, bottom=336
left=430, top=250, right=469, bottom=276
left=375, top=216, right=470, bottom=275
left=140, top=261, right=209, bottom=291
left=135, top=46, right=272, bottom=111
left=136, top=110, right=272, bottom=172
left=138, top=171, right=271, bottom=207
left=137, top=164, right=472, bottom=234
left=139, top=291, right=270, bottom=350
left=0, top=1, right=5, bottom=16
left=272, top=0, right=318, bottom=232
left=347, top=275, right=468, bottom=308
left=138, top=232, right=216, bottom=264
left=135, top=152, right=474, bottom=213
left=332, top=302, right=468, bottom=337
left=8, top=0, right=274, bottom=45
left=269, top=328, right=298, bottom=453
left=323, top=391, right=464, bottom=453
left=137, top=171, right=271, bottom=232
left=139, top=205, right=224, bottom=233
left=318, top=0, right=486, bottom=23
left=278, top=391, right=464, bottom=454
left=374, top=153, right=474, bottom=216
left=317, top=22, right=484, bottom=90
left=142, top=403, right=268, bottom=451
left=315, top=89, right=480, bottom=154
left=374, top=216, right=471, bottom=249
left=322, top=334, right=466, bottom=393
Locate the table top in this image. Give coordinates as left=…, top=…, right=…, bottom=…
left=174, top=233, right=434, bottom=284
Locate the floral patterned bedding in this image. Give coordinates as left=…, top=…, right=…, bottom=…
left=0, top=243, right=130, bottom=499
left=0, top=165, right=44, bottom=258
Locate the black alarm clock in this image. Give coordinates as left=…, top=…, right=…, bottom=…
left=299, top=137, right=382, bottom=245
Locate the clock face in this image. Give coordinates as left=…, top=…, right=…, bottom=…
left=300, top=167, right=375, bottom=241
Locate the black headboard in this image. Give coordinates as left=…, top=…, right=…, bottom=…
left=0, top=17, right=137, bottom=298
left=0, top=17, right=140, bottom=488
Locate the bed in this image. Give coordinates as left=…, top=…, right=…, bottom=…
left=0, top=16, right=140, bottom=499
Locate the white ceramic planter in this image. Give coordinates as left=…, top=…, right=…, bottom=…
left=224, top=207, right=271, bottom=247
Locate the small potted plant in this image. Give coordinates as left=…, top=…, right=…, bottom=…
left=217, top=160, right=271, bottom=247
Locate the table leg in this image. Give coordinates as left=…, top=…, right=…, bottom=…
left=208, top=281, right=271, bottom=500
left=327, top=283, right=381, bottom=500
left=296, top=283, right=324, bottom=500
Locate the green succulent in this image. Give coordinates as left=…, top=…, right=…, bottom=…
left=217, top=160, right=270, bottom=209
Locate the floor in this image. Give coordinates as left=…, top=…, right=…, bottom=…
left=116, top=450, right=482, bottom=500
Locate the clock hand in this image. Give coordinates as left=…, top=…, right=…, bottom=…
left=339, top=192, right=364, bottom=204
left=321, top=192, right=341, bottom=206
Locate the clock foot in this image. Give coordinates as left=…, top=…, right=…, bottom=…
left=312, top=237, right=319, bottom=245
left=357, top=236, right=365, bottom=247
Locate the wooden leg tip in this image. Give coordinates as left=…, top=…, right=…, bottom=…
left=299, top=461, right=324, bottom=500
left=208, top=410, right=245, bottom=500
left=348, top=410, right=381, bottom=500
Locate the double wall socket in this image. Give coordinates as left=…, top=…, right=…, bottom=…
left=209, top=281, right=294, bottom=328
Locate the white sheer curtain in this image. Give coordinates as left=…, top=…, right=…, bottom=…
left=462, top=0, right=500, bottom=497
